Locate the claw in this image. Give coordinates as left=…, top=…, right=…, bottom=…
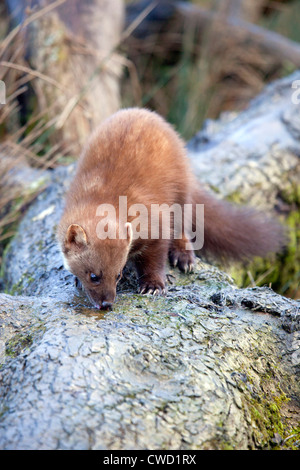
left=139, top=281, right=166, bottom=297
left=189, top=264, right=194, bottom=273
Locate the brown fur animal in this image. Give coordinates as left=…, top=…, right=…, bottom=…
left=57, top=108, right=285, bottom=309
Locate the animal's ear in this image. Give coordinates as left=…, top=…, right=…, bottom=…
left=125, top=222, right=133, bottom=247
left=65, top=224, right=88, bottom=251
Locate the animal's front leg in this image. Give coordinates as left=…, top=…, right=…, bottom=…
left=134, top=240, right=169, bottom=295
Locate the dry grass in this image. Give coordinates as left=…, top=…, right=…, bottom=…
left=122, top=0, right=299, bottom=139
left=0, top=1, right=72, bottom=263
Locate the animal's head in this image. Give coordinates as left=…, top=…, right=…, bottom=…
left=62, top=222, right=132, bottom=309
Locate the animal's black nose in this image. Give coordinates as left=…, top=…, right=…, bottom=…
left=101, top=301, right=113, bottom=310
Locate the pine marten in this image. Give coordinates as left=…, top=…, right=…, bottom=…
left=57, top=108, right=285, bottom=309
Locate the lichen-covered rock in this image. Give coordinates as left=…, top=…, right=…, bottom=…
left=0, top=162, right=299, bottom=450
left=0, top=270, right=299, bottom=450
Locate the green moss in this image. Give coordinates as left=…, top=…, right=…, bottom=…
left=5, top=267, right=38, bottom=295
left=282, top=425, right=300, bottom=450
left=5, top=332, right=34, bottom=358
left=6, top=280, right=23, bottom=296
left=248, top=392, right=289, bottom=446
left=240, top=369, right=298, bottom=450
left=226, top=191, right=245, bottom=205
left=5, top=323, right=45, bottom=359
left=280, top=183, right=300, bottom=206
left=219, top=442, right=235, bottom=450
left=225, top=341, right=299, bottom=450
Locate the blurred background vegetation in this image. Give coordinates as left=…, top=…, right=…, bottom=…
left=0, top=0, right=299, bottom=297
left=122, top=0, right=300, bottom=138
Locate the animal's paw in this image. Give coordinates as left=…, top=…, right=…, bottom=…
left=138, top=276, right=166, bottom=296
left=169, top=245, right=195, bottom=273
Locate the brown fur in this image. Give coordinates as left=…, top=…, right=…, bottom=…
left=57, top=108, right=286, bottom=309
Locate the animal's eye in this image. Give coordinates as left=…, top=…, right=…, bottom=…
left=116, top=272, right=122, bottom=282
left=90, top=273, right=101, bottom=283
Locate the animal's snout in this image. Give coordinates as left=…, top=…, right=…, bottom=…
left=101, top=301, right=113, bottom=310
left=99, top=290, right=116, bottom=310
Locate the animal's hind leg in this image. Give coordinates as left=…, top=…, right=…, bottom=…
left=169, top=235, right=195, bottom=273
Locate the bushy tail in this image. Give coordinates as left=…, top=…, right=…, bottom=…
left=192, top=187, right=287, bottom=261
